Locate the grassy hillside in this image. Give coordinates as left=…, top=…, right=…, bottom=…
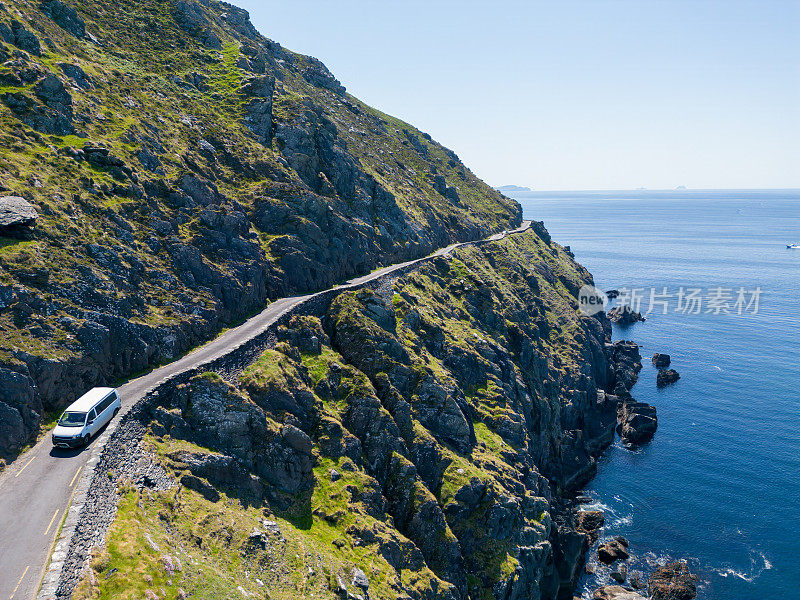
left=72, top=232, right=619, bottom=600
left=0, top=0, right=520, bottom=463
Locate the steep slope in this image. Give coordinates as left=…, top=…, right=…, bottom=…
left=0, top=0, right=520, bottom=463
left=70, top=231, right=635, bottom=600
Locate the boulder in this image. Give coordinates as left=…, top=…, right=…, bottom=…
left=652, top=353, right=671, bottom=368
left=351, top=567, right=369, bottom=591
left=657, top=368, right=680, bottom=387
left=610, top=563, right=627, bottom=583
left=607, top=305, right=646, bottom=325
left=597, top=538, right=630, bottom=563
left=0, top=196, right=38, bottom=228
left=593, top=586, right=646, bottom=600
left=618, top=401, right=657, bottom=445
left=648, top=561, right=697, bottom=600
left=34, top=73, right=72, bottom=107
left=575, top=510, right=604, bottom=545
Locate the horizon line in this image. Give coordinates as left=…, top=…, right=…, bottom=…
left=494, top=187, right=800, bottom=193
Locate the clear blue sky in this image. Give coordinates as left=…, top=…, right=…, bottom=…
left=234, top=1, right=799, bottom=190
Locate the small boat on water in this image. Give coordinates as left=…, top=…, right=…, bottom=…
left=788, top=243, right=800, bottom=249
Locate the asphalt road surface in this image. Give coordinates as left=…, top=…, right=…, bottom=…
left=0, top=221, right=531, bottom=599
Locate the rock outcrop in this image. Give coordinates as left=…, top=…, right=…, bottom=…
left=598, top=537, right=630, bottom=563
left=657, top=368, right=680, bottom=387
left=593, top=586, right=646, bottom=600
left=575, top=510, right=604, bottom=544
left=652, top=353, right=671, bottom=368
left=618, top=400, right=658, bottom=445
left=648, top=561, right=698, bottom=600
left=40, top=0, right=86, bottom=37
left=609, top=340, right=642, bottom=397
left=0, top=196, right=38, bottom=229
left=607, top=305, right=646, bottom=325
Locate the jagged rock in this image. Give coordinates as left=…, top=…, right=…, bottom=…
left=241, top=75, right=274, bottom=142
left=607, top=305, right=646, bottom=325
left=610, top=563, right=627, bottom=583
left=0, top=196, right=38, bottom=228
left=9, top=20, right=41, bottom=56
left=173, top=0, right=221, bottom=48
left=40, top=0, right=86, bottom=37
left=351, top=567, right=369, bottom=591
left=592, top=586, right=646, bottom=600
left=609, top=340, right=642, bottom=396
left=530, top=220, right=551, bottom=244
left=597, top=538, right=630, bottom=563
left=179, top=174, right=219, bottom=206
left=575, top=510, right=604, bottom=545
left=301, top=56, right=345, bottom=94
left=59, top=63, right=93, bottom=88
left=167, top=375, right=315, bottom=494
left=618, top=400, right=657, bottom=445
left=605, top=290, right=620, bottom=299
left=0, top=365, right=40, bottom=456
left=2, top=74, right=73, bottom=134
left=656, top=368, right=680, bottom=387
left=652, top=353, right=671, bottom=368
left=262, top=520, right=281, bottom=535
left=247, top=528, right=266, bottom=549
left=179, top=473, right=220, bottom=502
left=648, top=562, right=697, bottom=600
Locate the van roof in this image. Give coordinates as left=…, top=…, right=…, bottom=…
left=66, top=387, right=116, bottom=412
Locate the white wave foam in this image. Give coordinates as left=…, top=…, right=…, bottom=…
left=612, top=514, right=633, bottom=526
left=714, top=550, right=772, bottom=583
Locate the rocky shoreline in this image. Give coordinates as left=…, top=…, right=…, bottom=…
left=569, top=297, right=699, bottom=600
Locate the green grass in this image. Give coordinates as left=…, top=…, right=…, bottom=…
left=74, top=438, right=445, bottom=600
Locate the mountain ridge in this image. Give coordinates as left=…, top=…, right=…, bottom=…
left=0, top=0, right=520, bottom=463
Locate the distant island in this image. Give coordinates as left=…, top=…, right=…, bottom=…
left=496, top=185, right=532, bottom=192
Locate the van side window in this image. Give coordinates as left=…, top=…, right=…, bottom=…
left=89, top=408, right=97, bottom=422
left=96, top=394, right=114, bottom=414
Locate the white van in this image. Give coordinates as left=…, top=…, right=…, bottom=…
left=51, top=387, right=121, bottom=448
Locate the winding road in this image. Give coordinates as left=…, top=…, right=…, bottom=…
left=0, top=221, right=531, bottom=599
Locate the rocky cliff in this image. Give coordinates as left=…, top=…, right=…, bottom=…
left=0, top=0, right=521, bottom=463
left=68, top=230, right=641, bottom=600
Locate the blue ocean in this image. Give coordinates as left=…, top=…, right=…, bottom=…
left=511, top=189, right=800, bottom=599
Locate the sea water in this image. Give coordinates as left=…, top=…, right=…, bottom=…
left=510, top=189, right=800, bottom=599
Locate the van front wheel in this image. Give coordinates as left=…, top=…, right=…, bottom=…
left=82, top=434, right=90, bottom=447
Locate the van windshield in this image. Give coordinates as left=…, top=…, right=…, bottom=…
left=58, top=411, right=87, bottom=427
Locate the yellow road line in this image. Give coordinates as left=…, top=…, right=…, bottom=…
left=9, top=565, right=29, bottom=599
left=14, top=456, right=35, bottom=478
left=44, top=509, right=60, bottom=536
left=68, top=466, right=82, bottom=488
